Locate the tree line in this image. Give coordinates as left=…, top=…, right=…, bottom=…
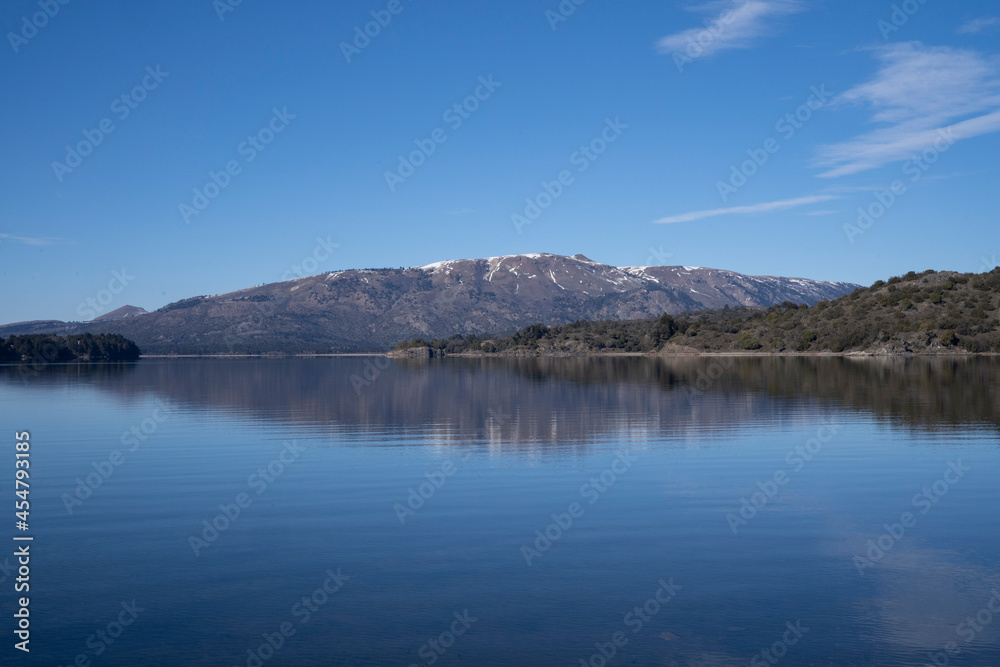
left=395, top=268, right=1000, bottom=355
left=0, top=334, right=141, bottom=363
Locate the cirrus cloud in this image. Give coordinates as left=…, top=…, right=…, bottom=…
left=0, top=233, right=74, bottom=246
left=654, top=194, right=838, bottom=224
left=957, top=17, right=999, bottom=35
left=657, top=0, right=805, bottom=59
left=815, top=42, right=1000, bottom=177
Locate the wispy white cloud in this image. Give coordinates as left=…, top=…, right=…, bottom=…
left=821, top=184, right=887, bottom=193
left=654, top=194, right=838, bottom=224
left=657, top=0, right=804, bottom=58
left=957, top=17, right=999, bottom=34
left=815, top=42, right=1000, bottom=177
left=0, top=233, right=74, bottom=246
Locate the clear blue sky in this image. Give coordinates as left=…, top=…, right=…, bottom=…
left=2, top=0, right=998, bottom=323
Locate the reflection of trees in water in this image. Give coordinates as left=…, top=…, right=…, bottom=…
left=3, top=357, right=998, bottom=448
left=495, top=356, right=1000, bottom=433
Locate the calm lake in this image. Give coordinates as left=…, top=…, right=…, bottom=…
left=4, top=357, right=1000, bottom=666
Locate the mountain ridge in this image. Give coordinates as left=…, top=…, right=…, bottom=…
left=0, top=253, right=860, bottom=354
left=394, top=268, right=1000, bottom=357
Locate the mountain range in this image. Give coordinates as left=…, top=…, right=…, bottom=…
left=0, top=253, right=859, bottom=354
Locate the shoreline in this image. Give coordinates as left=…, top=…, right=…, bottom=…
left=138, top=353, right=388, bottom=359
left=4, top=351, right=995, bottom=366
left=388, top=350, right=998, bottom=359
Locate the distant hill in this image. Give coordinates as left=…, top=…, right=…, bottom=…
left=93, top=305, right=148, bottom=322
left=396, top=268, right=1000, bottom=356
left=0, top=253, right=858, bottom=354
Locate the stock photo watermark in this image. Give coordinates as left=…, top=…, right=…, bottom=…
left=511, top=117, right=628, bottom=233
left=280, top=236, right=340, bottom=281
left=222, top=301, right=276, bottom=354
left=76, top=269, right=134, bottom=320
left=234, top=568, right=349, bottom=667
left=62, top=400, right=173, bottom=515
left=644, top=245, right=674, bottom=266
left=188, top=441, right=306, bottom=556
left=521, top=449, right=637, bottom=566
left=579, top=578, right=682, bottom=667
left=350, top=357, right=391, bottom=394
left=55, top=600, right=144, bottom=667
left=843, top=127, right=958, bottom=244
left=750, top=620, right=809, bottom=667
left=222, top=236, right=340, bottom=353
left=179, top=106, right=296, bottom=224
left=925, top=589, right=1000, bottom=667
left=51, top=65, right=169, bottom=183
left=213, top=0, right=245, bottom=22
left=853, top=459, right=970, bottom=575
left=669, top=1, right=745, bottom=73
left=545, top=0, right=587, bottom=30
left=407, top=611, right=477, bottom=667
left=384, top=75, right=502, bottom=192
left=681, top=355, right=734, bottom=404
left=877, top=0, right=930, bottom=40
left=393, top=454, right=472, bottom=525
left=12, top=545, right=30, bottom=653
left=727, top=421, right=841, bottom=534
left=341, top=0, right=411, bottom=63
left=717, top=85, right=831, bottom=202
left=7, top=0, right=72, bottom=54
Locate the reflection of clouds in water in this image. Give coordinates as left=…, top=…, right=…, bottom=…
left=868, top=551, right=1000, bottom=650
left=813, top=487, right=1000, bottom=660
left=841, top=546, right=1000, bottom=655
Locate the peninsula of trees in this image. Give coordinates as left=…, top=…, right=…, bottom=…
left=0, top=334, right=141, bottom=363
left=393, top=269, right=1000, bottom=356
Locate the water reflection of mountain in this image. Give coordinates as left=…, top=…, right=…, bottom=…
left=3, top=357, right=998, bottom=446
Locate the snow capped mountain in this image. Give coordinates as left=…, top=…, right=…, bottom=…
left=0, top=253, right=860, bottom=353
left=413, top=253, right=852, bottom=309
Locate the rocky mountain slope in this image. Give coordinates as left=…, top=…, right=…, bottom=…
left=399, top=268, right=1000, bottom=356
left=0, top=253, right=858, bottom=354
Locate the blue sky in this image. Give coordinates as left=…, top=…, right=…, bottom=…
left=1, top=0, right=998, bottom=323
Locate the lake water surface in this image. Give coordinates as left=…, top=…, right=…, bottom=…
left=3, top=357, right=999, bottom=666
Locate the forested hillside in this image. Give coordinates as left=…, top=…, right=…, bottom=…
left=395, top=269, right=1000, bottom=356
left=0, top=334, right=141, bottom=363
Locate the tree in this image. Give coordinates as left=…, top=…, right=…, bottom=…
left=654, top=314, right=678, bottom=345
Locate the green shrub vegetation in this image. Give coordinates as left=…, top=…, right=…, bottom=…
left=0, top=333, right=141, bottom=363
left=395, top=268, right=1000, bottom=356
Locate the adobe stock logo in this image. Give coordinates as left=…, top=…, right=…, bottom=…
left=179, top=107, right=296, bottom=224
left=7, top=0, right=72, bottom=54
left=213, top=0, right=245, bottom=22
left=511, top=117, right=628, bottom=233
left=76, top=269, right=135, bottom=320
left=340, top=0, right=410, bottom=64
left=384, top=76, right=502, bottom=192
left=853, top=459, right=970, bottom=576
left=843, top=127, right=958, bottom=244
left=716, top=86, right=831, bottom=202
left=545, top=0, right=587, bottom=30
left=52, top=66, right=170, bottom=183
left=877, top=0, right=930, bottom=40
